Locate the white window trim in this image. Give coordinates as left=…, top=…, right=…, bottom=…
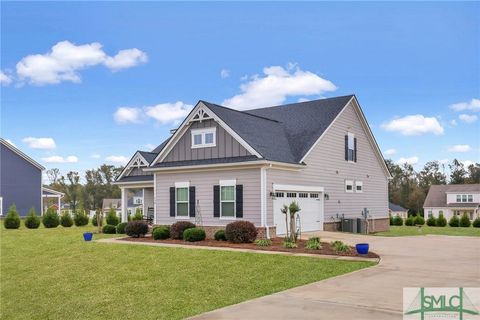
left=355, top=181, right=363, bottom=193
left=191, top=127, right=216, bottom=148
left=175, top=182, right=190, bottom=219
left=345, top=180, right=354, bottom=193
left=219, top=180, right=236, bottom=219
left=347, top=132, right=355, bottom=163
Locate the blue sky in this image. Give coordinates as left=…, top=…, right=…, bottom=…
left=1, top=2, right=479, bottom=179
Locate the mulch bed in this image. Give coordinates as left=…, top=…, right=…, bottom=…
left=121, top=236, right=379, bottom=258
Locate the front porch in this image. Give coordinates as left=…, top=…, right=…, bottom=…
left=119, top=184, right=155, bottom=223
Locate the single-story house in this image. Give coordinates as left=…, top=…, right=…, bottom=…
left=114, top=95, right=391, bottom=237
left=424, top=184, right=480, bottom=221
left=389, top=202, right=408, bottom=219
left=1, top=138, right=46, bottom=216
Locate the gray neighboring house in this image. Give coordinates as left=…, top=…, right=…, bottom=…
left=424, top=184, right=480, bottom=221
left=0, top=138, right=45, bottom=216
left=114, top=95, right=391, bottom=236
left=389, top=202, right=408, bottom=219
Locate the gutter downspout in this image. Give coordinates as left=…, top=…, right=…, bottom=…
left=260, top=166, right=270, bottom=239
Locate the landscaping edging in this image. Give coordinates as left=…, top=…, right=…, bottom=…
left=96, top=238, right=379, bottom=262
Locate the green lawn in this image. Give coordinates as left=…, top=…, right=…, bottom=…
left=375, top=225, right=480, bottom=237
left=1, top=225, right=374, bottom=320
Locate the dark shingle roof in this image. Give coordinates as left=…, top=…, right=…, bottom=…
left=389, top=202, right=407, bottom=212
left=149, top=155, right=260, bottom=168
left=424, top=184, right=480, bottom=207
left=138, top=151, right=158, bottom=164
left=115, top=175, right=153, bottom=183
left=202, top=95, right=353, bottom=163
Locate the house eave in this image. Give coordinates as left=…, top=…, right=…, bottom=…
left=143, top=160, right=305, bottom=173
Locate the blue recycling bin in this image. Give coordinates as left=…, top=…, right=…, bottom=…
left=83, top=232, right=93, bottom=241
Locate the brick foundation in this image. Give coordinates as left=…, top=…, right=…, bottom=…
left=323, top=218, right=390, bottom=233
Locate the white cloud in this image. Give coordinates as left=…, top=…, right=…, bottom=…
left=144, top=144, right=155, bottom=151
left=458, top=114, right=478, bottom=123
left=145, top=101, right=193, bottom=124
left=450, top=119, right=458, bottom=126
left=104, top=48, right=148, bottom=71
left=449, top=98, right=480, bottom=112
left=4, top=139, right=16, bottom=147
left=0, top=71, right=12, bottom=86
left=16, top=41, right=147, bottom=85
left=22, top=137, right=56, bottom=150
left=220, top=69, right=230, bottom=79
left=91, top=154, right=101, bottom=159
left=381, top=115, right=444, bottom=136
left=105, top=155, right=129, bottom=165
left=114, top=107, right=143, bottom=124
left=396, top=156, right=419, bottom=165
left=384, top=148, right=397, bottom=156
left=448, top=144, right=471, bottom=153
left=222, top=64, right=337, bottom=110
left=462, top=160, right=475, bottom=168
left=42, top=155, right=78, bottom=163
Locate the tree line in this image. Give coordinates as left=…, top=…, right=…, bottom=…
left=46, top=165, right=124, bottom=212
left=386, top=159, right=479, bottom=215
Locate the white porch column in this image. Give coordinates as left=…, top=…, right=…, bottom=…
left=57, top=196, right=61, bottom=214
left=121, top=187, right=128, bottom=222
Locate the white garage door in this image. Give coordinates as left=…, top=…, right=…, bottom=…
left=273, top=188, right=324, bottom=235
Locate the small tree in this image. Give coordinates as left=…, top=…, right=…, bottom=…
left=449, top=215, right=460, bottom=227
left=389, top=213, right=394, bottom=226
left=436, top=213, right=447, bottom=227
left=288, top=201, right=301, bottom=242
left=132, top=208, right=143, bottom=221
left=4, top=204, right=21, bottom=229
left=25, top=207, right=41, bottom=229
left=459, top=213, right=471, bottom=227
left=42, top=207, right=60, bottom=228
left=392, top=215, right=403, bottom=226
left=73, top=210, right=89, bottom=226
left=413, top=213, right=425, bottom=225
left=281, top=204, right=289, bottom=237
left=60, top=211, right=73, bottom=227
left=473, top=217, right=480, bottom=228
left=92, top=210, right=103, bottom=227
left=426, top=215, right=436, bottom=227
left=106, top=207, right=120, bottom=226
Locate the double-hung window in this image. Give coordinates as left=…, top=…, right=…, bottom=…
left=220, top=180, right=235, bottom=218
left=468, top=195, right=473, bottom=202
left=191, top=127, right=216, bottom=148
left=355, top=181, right=363, bottom=192
left=456, top=195, right=461, bottom=202
left=347, top=133, right=355, bottom=162
left=462, top=195, right=467, bottom=202
left=176, top=184, right=189, bottom=217
left=345, top=180, right=354, bottom=192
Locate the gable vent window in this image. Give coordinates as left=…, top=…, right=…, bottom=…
left=355, top=181, right=363, bottom=193
left=345, top=180, right=354, bottom=193
left=191, top=127, right=216, bottom=148
left=345, top=132, right=357, bottom=162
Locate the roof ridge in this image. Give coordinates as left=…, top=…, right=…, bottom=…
left=201, top=100, right=280, bottom=123
left=246, top=94, right=355, bottom=112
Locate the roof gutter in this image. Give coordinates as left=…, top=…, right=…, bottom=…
left=142, top=160, right=305, bottom=173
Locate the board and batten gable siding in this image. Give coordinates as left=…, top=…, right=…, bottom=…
left=0, top=143, right=42, bottom=216
left=155, top=168, right=261, bottom=226
left=127, top=167, right=152, bottom=176
left=266, top=100, right=388, bottom=226
left=163, top=119, right=252, bottom=162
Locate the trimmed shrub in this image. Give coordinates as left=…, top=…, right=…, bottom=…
left=73, top=211, right=89, bottom=226
left=42, top=208, right=60, bottom=228
left=24, top=207, right=40, bottom=229
left=132, top=208, right=143, bottom=221
left=405, top=216, right=415, bottom=226
left=331, top=240, right=350, bottom=253
left=389, top=213, right=394, bottom=226
left=106, top=207, right=120, bottom=226
left=414, top=214, right=425, bottom=226
left=183, top=228, right=206, bottom=242
left=449, top=215, right=460, bottom=227
left=92, top=211, right=103, bottom=227
left=225, top=220, right=257, bottom=243
left=170, top=221, right=195, bottom=239
left=4, top=204, right=21, bottom=229
left=426, top=215, right=436, bottom=227
left=125, top=220, right=148, bottom=238
left=283, top=240, right=297, bottom=248
left=60, top=211, right=73, bottom=227
left=436, top=213, right=447, bottom=227
left=392, top=215, right=403, bottom=226
left=255, top=239, right=272, bottom=247
left=459, top=213, right=471, bottom=227
left=116, top=222, right=128, bottom=234
left=102, top=224, right=117, bottom=234
left=305, top=237, right=322, bottom=250
left=153, top=226, right=170, bottom=240
left=473, top=217, right=480, bottom=228
left=214, top=229, right=226, bottom=241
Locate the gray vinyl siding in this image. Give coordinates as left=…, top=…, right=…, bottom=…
left=127, top=167, right=151, bottom=176
left=266, top=100, right=388, bottom=225
left=163, top=119, right=251, bottom=162
left=0, top=144, right=42, bottom=216
left=155, top=168, right=261, bottom=226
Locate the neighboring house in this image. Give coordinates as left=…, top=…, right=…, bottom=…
left=389, top=202, right=408, bottom=219
left=114, top=95, right=391, bottom=236
left=102, top=199, right=122, bottom=215
left=42, top=187, right=65, bottom=213
left=0, top=138, right=46, bottom=216
left=424, top=184, right=480, bottom=221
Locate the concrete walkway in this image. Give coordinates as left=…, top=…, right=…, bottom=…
left=191, top=232, right=480, bottom=320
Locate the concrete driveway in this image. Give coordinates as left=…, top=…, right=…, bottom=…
left=191, top=232, right=480, bottom=320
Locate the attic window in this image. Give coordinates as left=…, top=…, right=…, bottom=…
left=191, top=127, right=216, bottom=148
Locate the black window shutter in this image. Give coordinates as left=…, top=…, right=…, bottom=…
left=354, top=137, right=357, bottom=162
left=344, top=135, right=348, bottom=161
left=213, top=185, right=220, bottom=217
left=189, top=186, right=196, bottom=217
left=169, top=187, right=175, bottom=217
left=236, top=185, right=243, bottom=218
